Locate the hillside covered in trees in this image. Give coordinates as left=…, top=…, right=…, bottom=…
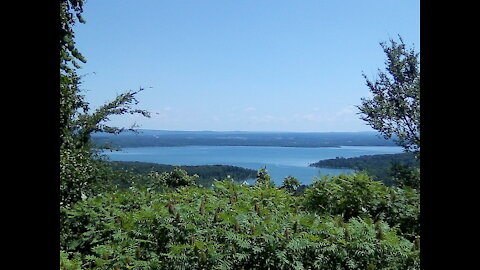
left=108, top=161, right=257, bottom=188
left=310, top=153, right=419, bottom=186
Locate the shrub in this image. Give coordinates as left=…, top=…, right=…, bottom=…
left=282, top=176, right=301, bottom=194
left=304, top=172, right=420, bottom=240
left=304, top=173, right=389, bottom=220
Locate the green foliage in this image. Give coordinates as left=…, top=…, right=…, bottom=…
left=60, top=250, right=84, bottom=270
left=146, top=167, right=198, bottom=190
left=255, top=167, right=275, bottom=188
left=304, top=173, right=389, bottom=220
left=304, top=173, right=420, bottom=240
left=282, top=176, right=301, bottom=193
left=390, top=163, right=420, bottom=190
left=61, top=176, right=419, bottom=269
left=60, top=0, right=87, bottom=74
left=108, top=161, right=257, bottom=188
left=381, top=186, right=420, bottom=240
left=60, top=146, right=95, bottom=207
left=358, top=36, right=420, bottom=156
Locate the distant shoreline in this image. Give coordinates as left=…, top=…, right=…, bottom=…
left=92, top=130, right=397, bottom=149
left=99, top=144, right=345, bottom=149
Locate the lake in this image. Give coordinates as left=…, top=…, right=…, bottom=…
left=102, top=145, right=403, bottom=186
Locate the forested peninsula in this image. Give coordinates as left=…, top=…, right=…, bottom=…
left=310, top=152, right=419, bottom=186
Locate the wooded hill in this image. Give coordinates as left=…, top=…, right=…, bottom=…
left=310, top=152, right=419, bottom=186
left=108, top=161, right=257, bottom=187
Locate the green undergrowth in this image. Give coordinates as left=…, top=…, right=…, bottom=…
left=61, top=173, right=419, bottom=270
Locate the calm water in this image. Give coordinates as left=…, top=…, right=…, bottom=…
left=103, top=145, right=403, bottom=186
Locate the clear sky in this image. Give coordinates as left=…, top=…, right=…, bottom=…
left=75, top=0, right=419, bottom=132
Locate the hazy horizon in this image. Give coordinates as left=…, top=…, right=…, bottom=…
left=97, top=128, right=380, bottom=134
left=76, top=0, right=419, bottom=132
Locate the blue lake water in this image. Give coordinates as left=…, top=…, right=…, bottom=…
left=102, top=145, right=403, bottom=186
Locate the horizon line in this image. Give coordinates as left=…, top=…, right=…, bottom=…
left=118, top=128, right=378, bottom=133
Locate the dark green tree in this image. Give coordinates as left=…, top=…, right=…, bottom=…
left=255, top=167, right=275, bottom=188
left=389, top=163, right=420, bottom=190
left=147, top=167, right=198, bottom=190
left=282, top=175, right=301, bottom=193
left=358, top=36, right=420, bottom=157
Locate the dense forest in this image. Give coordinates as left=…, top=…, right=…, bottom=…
left=60, top=1, right=420, bottom=269
left=108, top=161, right=257, bottom=188
left=91, top=130, right=398, bottom=148
left=310, top=153, right=419, bottom=186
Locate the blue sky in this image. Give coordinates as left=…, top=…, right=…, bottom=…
left=75, top=0, right=419, bottom=132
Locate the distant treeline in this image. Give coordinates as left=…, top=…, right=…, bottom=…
left=108, top=161, right=257, bottom=187
left=310, top=152, right=419, bottom=185
left=92, top=130, right=397, bottom=148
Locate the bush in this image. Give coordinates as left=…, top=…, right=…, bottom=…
left=304, top=173, right=389, bottom=220
left=304, top=172, right=420, bottom=240
left=282, top=176, right=301, bottom=194
left=255, top=167, right=275, bottom=188
left=390, top=164, right=420, bottom=190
